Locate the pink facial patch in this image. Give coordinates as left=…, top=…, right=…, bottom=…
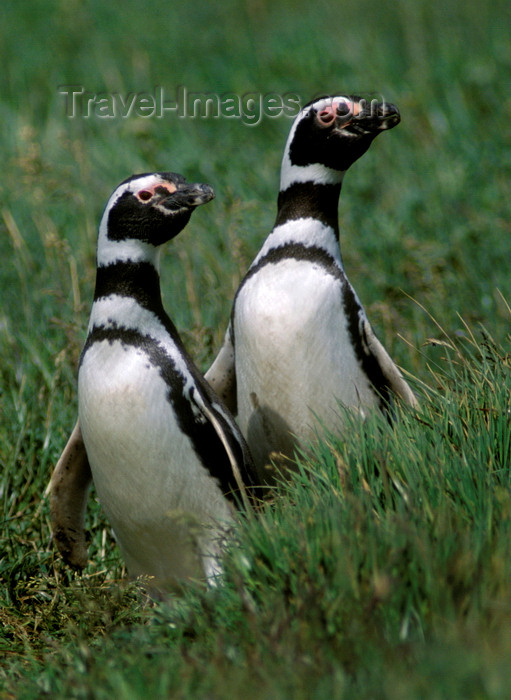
left=317, top=104, right=337, bottom=126
left=317, top=98, right=358, bottom=127
left=136, top=181, right=177, bottom=202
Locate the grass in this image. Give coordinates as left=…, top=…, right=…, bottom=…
left=1, top=0, right=510, bottom=697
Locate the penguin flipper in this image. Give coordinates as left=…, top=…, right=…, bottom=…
left=203, top=402, right=252, bottom=510
left=204, top=325, right=237, bottom=414
left=362, top=319, right=418, bottom=407
left=190, top=379, right=256, bottom=510
left=49, top=420, right=92, bottom=569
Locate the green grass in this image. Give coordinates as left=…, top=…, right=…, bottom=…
left=1, top=0, right=510, bottom=697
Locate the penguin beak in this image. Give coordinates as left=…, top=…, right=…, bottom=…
left=352, top=101, right=400, bottom=132
left=160, top=182, right=215, bottom=212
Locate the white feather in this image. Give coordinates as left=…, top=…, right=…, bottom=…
left=79, top=339, right=233, bottom=585
left=234, top=256, right=379, bottom=474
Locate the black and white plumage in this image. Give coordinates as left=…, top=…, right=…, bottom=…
left=50, top=172, right=256, bottom=590
left=206, top=95, right=418, bottom=482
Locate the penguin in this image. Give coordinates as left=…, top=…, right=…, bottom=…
left=50, top=172, right=257, bottom=590
left=206, top=95, right=418, bottom=483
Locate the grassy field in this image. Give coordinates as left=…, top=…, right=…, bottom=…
left=1, top=0, right=510, bottom=697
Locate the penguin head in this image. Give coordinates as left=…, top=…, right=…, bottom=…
left=97, top=172, right=214, bottom=265
left=281, top=95, right=400, bottom=189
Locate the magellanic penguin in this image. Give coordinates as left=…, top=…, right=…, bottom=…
left=206, top=95, right=418, bottom=483
left=50, top=172, right=257, bottom=591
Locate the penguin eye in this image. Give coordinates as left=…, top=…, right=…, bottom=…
left=137, top=190, right=153, bottom=202
left=317, top=108, right=336, bottom=126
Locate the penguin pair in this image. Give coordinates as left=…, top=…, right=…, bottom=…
left=50, top=94, right=417, bottom=591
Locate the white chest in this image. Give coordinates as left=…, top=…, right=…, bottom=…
left=78, top=339, right=233, bottom=583
left=79, top=340, right=176, bottom=486
left=234, top=258, right=378, bottom=448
